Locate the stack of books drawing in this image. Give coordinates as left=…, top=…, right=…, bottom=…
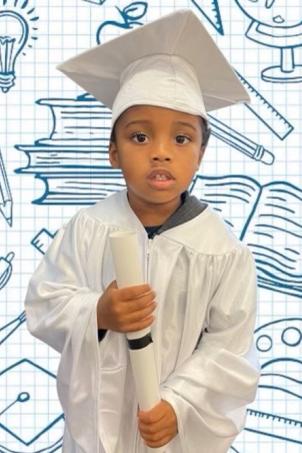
left=15, top=94, right=124, bottom=204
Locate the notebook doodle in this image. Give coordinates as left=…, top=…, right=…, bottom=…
left=191, top=174, right=302, bottom=298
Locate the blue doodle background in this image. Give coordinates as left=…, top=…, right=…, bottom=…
left=0, top=1, right=301, bottom=452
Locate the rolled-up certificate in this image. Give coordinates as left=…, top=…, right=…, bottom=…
left=110, top=230, right=165, bottom=453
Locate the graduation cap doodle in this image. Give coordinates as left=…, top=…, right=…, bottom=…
left=0, top=359, right=64, bottom=451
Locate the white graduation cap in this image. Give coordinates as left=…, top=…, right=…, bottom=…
left=57, top=9, right=249, bottom=125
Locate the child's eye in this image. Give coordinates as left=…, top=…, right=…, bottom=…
left=175, top=135, right=191, bottom=145
left=131, top=132, right=148, bottom=143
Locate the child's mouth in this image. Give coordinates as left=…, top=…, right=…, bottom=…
left=147, top=170, right=175, bottom=189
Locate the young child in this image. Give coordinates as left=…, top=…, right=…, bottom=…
left=25, top=9, right=260, bottom=453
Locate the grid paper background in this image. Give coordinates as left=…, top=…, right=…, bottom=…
left=0, top=0, right=302, bottom=452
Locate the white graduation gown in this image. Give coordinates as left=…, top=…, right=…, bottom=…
left=25, top=190, right=260, bottom=453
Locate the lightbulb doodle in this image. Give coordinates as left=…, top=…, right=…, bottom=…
left=0, top=0, right=39, bottom=93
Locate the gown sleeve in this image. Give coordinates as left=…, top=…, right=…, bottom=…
left=160, top=245, right=260, bottom=453
left=25, top=212, right=102, bottom=452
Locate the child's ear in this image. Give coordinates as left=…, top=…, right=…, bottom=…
left=109, top=141, right=120, bottom=168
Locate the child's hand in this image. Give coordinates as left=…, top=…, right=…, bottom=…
left=138, top=400, right=178, bottom=448
left=97, top=281, right=156, bottom=333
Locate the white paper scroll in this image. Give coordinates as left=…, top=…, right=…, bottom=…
left=110, top=230, right=166, bottom=453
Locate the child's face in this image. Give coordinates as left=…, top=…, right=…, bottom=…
left=109, top=105, right=205, bottom=223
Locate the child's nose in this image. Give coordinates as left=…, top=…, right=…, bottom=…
left=150, top=141, right=172, bottom=161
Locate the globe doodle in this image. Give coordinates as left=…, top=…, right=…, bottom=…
left=235, top=0, right=302, bottom=28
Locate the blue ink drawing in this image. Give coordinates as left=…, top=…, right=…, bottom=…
left=83, top=0, right=106, bottom=5
left=191, top=0, right=224, bottom=35
left=235, top=70, right=294, bottom=140
left=245, top=318, right=302, bottom=445
left=15, top=95, right=124, bottom=205
left=0, top=251, right=14, bottom=290
left=0, top=147, right=13, bottom=226
left=0, top=310, right=26, bottom=345
left=191, top=175, right=302, bottom=298
left=0, top=0, right=39, bottom=93
left=15, top=91, right=279, bottom=206
left=208, top=114, right=274, bottom=165
left=31, top=228, right=56, bottom=255
left=235, top=1, right=302, bottom=83
left=0, top=359, right=63, bottom=451
left=96, top=2, right=148, bottom=44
